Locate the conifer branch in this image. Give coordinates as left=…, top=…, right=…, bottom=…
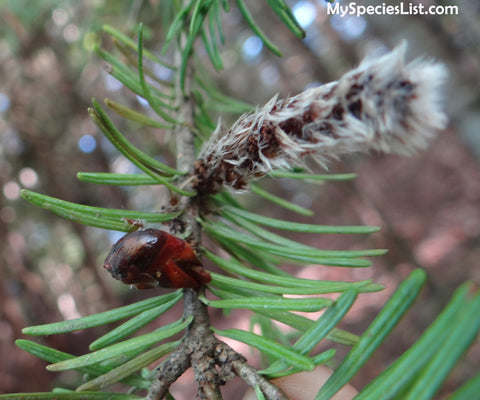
left=146, top=9, right=286, bottom=398
left=12, top=3, right=480, bottom=400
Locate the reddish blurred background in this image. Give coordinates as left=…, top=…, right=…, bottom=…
left=1, top=1, right=479, bottom=398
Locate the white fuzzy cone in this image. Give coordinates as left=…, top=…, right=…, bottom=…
left=193, top=43, right=448, bottom=193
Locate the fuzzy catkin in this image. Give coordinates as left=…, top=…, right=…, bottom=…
left=193, top=43, right=448, bottom=194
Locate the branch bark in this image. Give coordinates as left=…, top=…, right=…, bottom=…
left=148, top=6, right=288, bottom=398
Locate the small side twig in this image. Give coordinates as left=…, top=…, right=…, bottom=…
left=147, top=345, right=190, bottom=400
left=147, top=290, right=287, bottom=399
left=215, top=342, right=288, bottom=400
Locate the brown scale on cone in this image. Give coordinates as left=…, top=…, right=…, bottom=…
left=104, top=229, right=212, bottom=290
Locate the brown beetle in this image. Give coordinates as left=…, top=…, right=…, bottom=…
left=104, top=229, right=211, bottom=289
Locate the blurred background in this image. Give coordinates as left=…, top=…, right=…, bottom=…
left=0, top=0, right=479, bottom=397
